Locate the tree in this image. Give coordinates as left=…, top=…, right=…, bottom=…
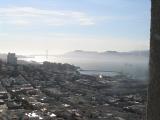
left=147, top=0, right=160, bottom=120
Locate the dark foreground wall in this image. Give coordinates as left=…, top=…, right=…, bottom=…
left=147, top=0, right=160, bottom=120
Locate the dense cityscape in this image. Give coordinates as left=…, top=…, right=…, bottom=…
left=0, top=0, right=155, bottom=119
left=0, top=53, right=147, bottom=120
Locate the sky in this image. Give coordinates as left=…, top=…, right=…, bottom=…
left=0, top=0, right=151, bottom=55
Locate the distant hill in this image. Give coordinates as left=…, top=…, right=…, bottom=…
left=63, top=50, right=149, bottom=58
left=63, top=50, right=99, bottom=57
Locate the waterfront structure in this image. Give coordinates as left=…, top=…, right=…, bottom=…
left=7, top=53, right=17, bottom=65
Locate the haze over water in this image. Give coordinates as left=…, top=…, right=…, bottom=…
left=20, top=52, right=149, bottom=80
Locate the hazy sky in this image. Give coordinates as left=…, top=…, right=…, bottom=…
left=0, top=0, right=150, bottom=55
